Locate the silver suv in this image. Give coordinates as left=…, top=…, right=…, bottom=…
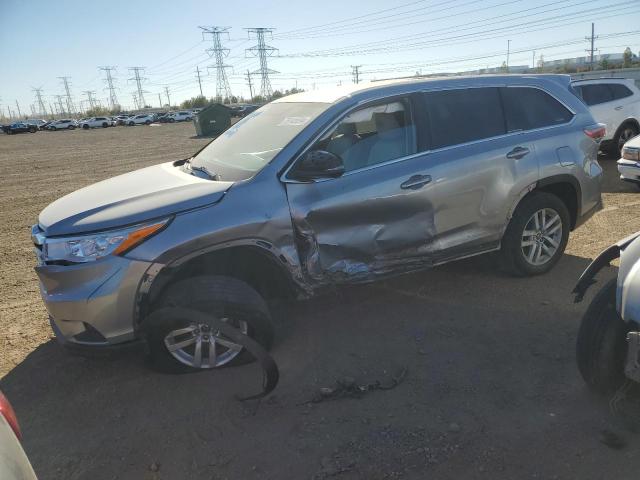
left=32, top=74, right=604, bottom=371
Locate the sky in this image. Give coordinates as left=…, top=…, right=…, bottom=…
left=1, top=0, right=639, bottom=115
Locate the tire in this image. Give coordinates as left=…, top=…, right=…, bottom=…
left=102, top=122, right=108, bottom=128
left=128, top=121, right=134, bottom=126
left=500, top=191, right=570, bottom=276
left=50, top=126, right=56, bottom=131
left=68, top=125, right=75, bottom=130
left=145, top=120, right=151, bottom=125
left=144, top=275, right=274, bottom=373
left=576, top=278, right=631, bottom=393
left=82, top=124, right=89, bottom=130
left=613, top=123, right=639, bottom=157
left=169, top=118, right=175, bottom=123
left=29, top=127, right=36, bottom=133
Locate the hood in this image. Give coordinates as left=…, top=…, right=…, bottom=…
left=39, top=161, right=233, bottom=236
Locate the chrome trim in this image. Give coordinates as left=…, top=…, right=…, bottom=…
left=281, top=84, right=577, bottom=184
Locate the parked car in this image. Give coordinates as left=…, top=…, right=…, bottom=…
left=2, top=122, right=38, bottom=134
left=32, top=74, right=603, bottom=372
left=571, top=78, right=640, bottom=155
left=617, top=134, right=640, bottom=189
left=127, top=114, right=155, bottom=126
left=48, top=119, right=77, bottom=131
left=157, top=112, right=175, bottom=123
left=114, top=115, right=130, bottom=126
left=0, top=390, right=37, bottom=480
left=80, top=117, right=113, bottom=129
left=168, top=111, right=193, bottom=122
left=574, top=231, right=640, bottom=393
left=24, top=119, right=47, bottom=130
left=231, top=104, right=259, bottom=118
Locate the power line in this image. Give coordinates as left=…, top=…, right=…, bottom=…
left=99, top=66, right=119, bottom=109
left=200, top=26, right=233, bottom=101
left=128, top=67, right=148, bottom=108
left=245, top=28, right=278, bottom=98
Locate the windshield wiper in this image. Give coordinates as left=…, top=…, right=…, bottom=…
left=184, top=158, right=219, bottom=180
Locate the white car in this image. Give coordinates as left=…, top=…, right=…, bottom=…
left=572, top=78, right=640, bottom=155
left=617, top=134, right=640, bottom=189
left=0, top=391, right=37, bottom=480
left=48, top=119, right=77, bottom=130
left=127, top=114, right=155, bottom=126
left=169, top=111, right=193, bottom=122
left=80, top=117, right=112, bottom=129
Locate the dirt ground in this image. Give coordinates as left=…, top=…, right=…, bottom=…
left=1, top=123, right=640, bottom=479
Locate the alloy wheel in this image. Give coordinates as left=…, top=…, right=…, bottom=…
left=521, top=208, right=562, bottom=266
left=164, top=318, right=248, bottom=368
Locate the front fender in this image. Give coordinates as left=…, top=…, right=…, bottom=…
left=617, top=233, right=640, bottom=323
left=573, top=231, right=640, bottom=303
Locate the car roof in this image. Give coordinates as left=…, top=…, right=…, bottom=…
left=273, top=74, right=572, bottom=104
left=571, top=78, right=634, bottom=85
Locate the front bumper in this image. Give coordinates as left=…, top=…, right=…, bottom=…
left=617, top=159, right=640, bottom=184
left=35, top=255, right=152, bottom=347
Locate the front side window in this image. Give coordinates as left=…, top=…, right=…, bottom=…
left=424, top=87, right=505, bottom=149
left=312, top=98, right=416, bottom=172
left=192, top=102, right=329, bottom=181
left=501, top=87, right=573, bottom=132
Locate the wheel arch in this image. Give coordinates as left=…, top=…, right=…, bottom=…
left=614, top=118, right=640, bottom=139
left=135, top=244, right=300, bottom=328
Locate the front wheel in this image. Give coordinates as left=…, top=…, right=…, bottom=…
left=68, top=125, right=75, bottom=130
left=614, top=123, right=639, bottom=157
left=144, top=275, right=274, bottom=373
left=102, top=122, right=108, bottom=128
left=577, top=278, right=631, bottom=393
left=128, top=121, right=134, bottom=126
left=500, top=192, right=570, bottom=276
left=145, top=120, right=151, bottom=125
left=82, top=124, right=89, bottom=130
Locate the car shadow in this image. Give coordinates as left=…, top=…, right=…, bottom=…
left=598, top=150, right=638, bottom=194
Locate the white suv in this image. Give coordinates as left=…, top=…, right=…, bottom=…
left=80, top=117, right=112, bottom=129
left=127, top=114, right=154, bottom=126
left=169, top=111, right=193, bottom=122
left=572, top=78, right=640, bottom=155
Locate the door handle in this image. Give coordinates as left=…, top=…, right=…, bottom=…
left=506, top=146, right=530, bottom=160
left=401, top=174, right=432, bottom=190
left=615, top=105, right=624, bottom=111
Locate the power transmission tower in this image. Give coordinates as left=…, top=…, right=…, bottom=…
left=128, top=67, right=147, bottom=108
left=246, top=69, right=254, bottom=100
left=245, top=28, right=278, bottom=99
left=99, top=66, right=119, bottom=109
left=196, top=66, right=204, bottom=97
left=83, top=91, right=97, bottom=111
left=164, top=86, right=171, bottom=108
left=132, top=92, right=139, bottom=110
left=15, top=100, right=21, bottom=118
left=48, top=102, right=55, bottom=118
left=586, top=23, right=598, bottom=71
left=158, top=93, right=163, bottom=108
left=32, top=87, right=47, bottom=115
left=351, top=65, right=362, bottom=84
left=58, top=76, right=76, bottom=115
left=200, top=26, right=233, bottom=101
left=54, top=95, right=66, bottom=116
left=30, top=104, right=36, bottom=116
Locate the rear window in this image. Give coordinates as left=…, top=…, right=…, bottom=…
left=423, top=87, right=505, bottom=149
left=501, top=87, right=573, bottom=132
left=577, top=84, right=614, bottom=106
left=609, top=83, right=633, bottom=100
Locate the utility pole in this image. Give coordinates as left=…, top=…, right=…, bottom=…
left=164, top=86, right=171, bottom=108
left=15, top=100, right=21, bottom=118
left=99, top=66, right=119, bottom=109
left=196, top=66, right=204, bottom=97
left=245, top=28, right=278, bottom=99
left=586, top=23, right=598, bottom=71
left=532, top=50, right=536, bottom=70
left=83, top=90, right=97, bottom=110
left=128, top=67, right=147, bottom=108
left=158, top=93, right=163, bottom=108
left=351, top=65, right=362, bottom=84
left=58, top=76, right=76, bottom=115
left=200, top=26, right=233, bottom=102
left=32, top=88, right=47, bottom=115
left=506, top=40, right=511, bottom=72
left=246, top=69, right=254, bottom=100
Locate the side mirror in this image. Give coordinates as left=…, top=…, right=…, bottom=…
left=292, top=150, right=345, bottom=181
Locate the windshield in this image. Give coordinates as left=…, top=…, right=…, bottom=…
left=192, top=102, right=329, bottom=181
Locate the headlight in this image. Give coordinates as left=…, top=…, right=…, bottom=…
left=622, top=147, right=640, bottom=161
left=42, top=219, right=169, bottom=263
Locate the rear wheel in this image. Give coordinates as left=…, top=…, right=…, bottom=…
left=128, top=121, right=134, bottom=126
left=82, top=124, right=89, bottom=130
left=169, top=118, right=175, bottom=123
left=144, top=275, right=274, bottom=373
left=29, top=127, right=37, bottom=133
left=68, top=125, right=75, bottom=130
left=577, top=278, right=632, bottom=393
left=500, top=192, right=570, bottom=276
left=102, top=122, right=108, bottom=128
left=145, top=120, right=151, bottom=125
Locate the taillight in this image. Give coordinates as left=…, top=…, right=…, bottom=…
left=584, top=123, right=606, bottom=141
left=0, top=391, right=21, bottom=440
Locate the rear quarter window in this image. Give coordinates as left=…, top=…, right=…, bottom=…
left=579, top=84, right=614, bottom=106
left=501, top=87, right=573, bottom=132
left=609, top=84, right=633, bottom=100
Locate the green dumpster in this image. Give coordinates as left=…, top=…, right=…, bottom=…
left=193, top=103, right=232, bottom=136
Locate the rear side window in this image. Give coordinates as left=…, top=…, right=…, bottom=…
left=578, top=84, right=614, bottom=106
left=501, top=87, right=573, bottom=131
left=423, top=87, right=505, bottom=149
left=609, top=83, right=633, bottom=100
